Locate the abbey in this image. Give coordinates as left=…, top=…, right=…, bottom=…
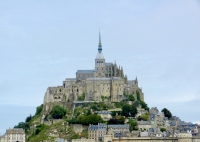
left=43, top=33, right=144, bottom=112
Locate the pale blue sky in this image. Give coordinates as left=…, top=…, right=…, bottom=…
left=0, top=0, right=200, bottom=135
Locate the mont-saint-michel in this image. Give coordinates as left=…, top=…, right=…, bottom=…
left=42, top=32, right=144, bottom=115
left=1, top=33, right=199, bottom=142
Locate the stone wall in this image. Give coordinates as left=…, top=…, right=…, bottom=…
left=72, top=139, right=95, bottom=142
left=192, top=137, right=200, bottom=142
left=70, top=124, right=89, bottom=133
left=111, top=137, right=178, bottom=142
left=103, top=136, right=200, bottom=142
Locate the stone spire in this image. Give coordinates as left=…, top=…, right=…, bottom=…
left=121, top=66, right=124, bottom=78
left=136, top=76, right=138, bottom=82
left=98, top=30, right=102, bottom=53
left=135, top=76, right=138, bottom=86
left=124, top=75, right=128, bottom=84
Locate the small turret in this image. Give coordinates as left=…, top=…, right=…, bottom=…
left=135, top=76, right=138, bottom=86
left=121, top=66, right=124, bottom=78
left=114, top=61, right=117, bottom=77
left=124, top=75, right=128, bottom=84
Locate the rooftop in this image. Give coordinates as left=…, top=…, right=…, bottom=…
left=76, top=70, right=94, bottom=74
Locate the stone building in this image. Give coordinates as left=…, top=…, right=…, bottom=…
left=0, top=128, right=25, bottom=142
left=42, top=32, right=144, bottom=114
left=88, top=123, right=107, bottom=142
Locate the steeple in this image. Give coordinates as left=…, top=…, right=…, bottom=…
left=98, top=30, right=102, bottom=53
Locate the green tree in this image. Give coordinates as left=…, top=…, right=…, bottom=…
left=140, top=101, right=149, bottom=110
left=90, top=105, right=98, bottom=111
left=121, top=104, right=131, bottom=117
left=77, top=114, right=103, bottom=125
left=86, top=110, right=92, bottom=116
left=50, top=105, right=66, bottom=119
left=161, top=108, right=172, bottom=118
left=160, top=127, right=166, bottom=132
left=101, top=96, right=105, bottom=101
left=116, top=116, right=125, bottom=124
left=14, top=122, right=30, bottom=132
left=128, top=119, right=138, bottom=131
left=68, top=118, right=78, bottom=124
left=25, top=114, right=32, bottom=123
left=78, top=93, right=85, bottom=101
left=98, top=102, right=107, bottom=109
left=140, top=113, right=149, bottom=121
left=35, top=104, right=43, bottom=116
left=128, top=95, right=135, bottom=101
left=136, top=91, right=141, bottom=101
left=130, top=105, right=137, bottom=117
left=122, top=104, right=137, bottom=117
left=108, top=118, right=118, bottom=124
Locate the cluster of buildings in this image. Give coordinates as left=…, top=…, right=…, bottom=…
left=137, top=107, right=200, bottom=137
left=88, top=123, right=130, bottom=142
left=73, top=107, right=200, bottom=142
left=0, top=128, right=25, bottom=142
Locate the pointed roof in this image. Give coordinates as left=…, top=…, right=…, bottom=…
left=98, top=30, right=102, bottom=53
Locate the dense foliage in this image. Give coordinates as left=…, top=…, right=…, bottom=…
left=35, top=104, right=43, bottom=116
left=128, top=94, right=135, bottom=101
left=136, top=91, right=141, bottom=101
left=160, top=127, right=166, bottom=132
left=121, top=104, right=137, bottom=117
left=25, top=114, right=32, bottom=123
left=68, top=114, right=103, bottom=125
left=50, top=105, right=66, bottom=119
left=14, top=122, right=30, bottom=132
left=78, top=93, right=85, bottom=101
left=128, top=119, right=138, bottom=131
left=90, top=105, right=98, bottom=111
left=137, top=113, right=149, bottom=121
left=140, top=101, right=149, bottom=110
left=161, top=108, right=172, bottom=118
left=108, top=116, right=125, bottom=124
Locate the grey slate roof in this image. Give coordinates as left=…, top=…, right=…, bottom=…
left=89, top=123, right=106, bottom=131
left=137, top=121, right=151, bottom=125
left=87, top=77, right=122, bottom=81
left=108, top=124, right=129, bottom=129
left=105, top=63, right=113, bottom=66
left=76, top=70, right=94, bottom=74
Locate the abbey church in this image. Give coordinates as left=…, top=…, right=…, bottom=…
left=43, top=33, right=144, bottom=111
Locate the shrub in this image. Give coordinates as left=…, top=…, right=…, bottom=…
left=122, top=104, right=137, bottom=117
left=140, top=101, right=149, bottom=110
left=128, top=94, right=135, bottom=101
left=161, top=108, right=172, bottom=118
left=139, top=113, right=149, bottom=121
left=128, top=119, right=138, bottom=131
left=90, top=105, right=98, bottom=111
left=78, top=93, right=85, bottom=101
left=77, top=114, right=103, bottom=125
left=50, top=105, right=66, bottom=119
left=35, top=104, right=43, bottom=116
left=14, top=122, right=30, bottom=132
left=25, top=114, right=32, bottom=123
left=136, top=91, right=141, bottom=101
left=160, top=127, right=166, bottom=132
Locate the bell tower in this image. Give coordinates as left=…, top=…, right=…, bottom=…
left=95, top=31, right=106, bottom=77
